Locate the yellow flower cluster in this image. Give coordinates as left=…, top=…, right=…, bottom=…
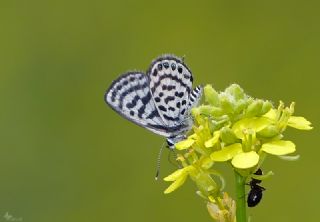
left=164, top=84, right=312, bottom=212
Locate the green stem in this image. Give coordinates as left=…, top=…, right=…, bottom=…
left=234, top=170, right=247, bottom=222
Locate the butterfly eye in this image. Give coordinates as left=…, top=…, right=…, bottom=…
left=158, top=63, right=163, bottom=70
left=177, top=66, right=183, bottom=74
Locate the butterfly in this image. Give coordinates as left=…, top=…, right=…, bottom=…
left=104, top=55, right=203, bottom=149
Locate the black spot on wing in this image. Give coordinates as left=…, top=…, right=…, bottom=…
left=111, top=90, right=117, bottom=102
left=164, top=96, right=175, bottom=104
left=152, top=69, right=158, bottom=76
left=136, top=92, right=152, bottom=118
left=151, top=74, right=190, bottom=94
left=126, top=95, right=140, bottom=109
left=175, top=91, right=184, bottom=98
left=167, top=85, right=176, bottom=91
left=171, top=63, right=176, bottom=70
left=183, top=74, right=190, bottom=79
left=146, top=109, right=160, bottom=119
left=163, top=62, right=169, bottom=69
left=141, top=91, right=152, bottom=105
left=168, top=107, right=175, bottom=112
left=119, top=81, right=149, bottom=109
left=158, top=105, right=167, bottom=112
left=163, top=114, right=180, bottom=122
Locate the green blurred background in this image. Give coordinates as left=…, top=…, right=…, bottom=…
left=0, top=0, right=318, bottom=221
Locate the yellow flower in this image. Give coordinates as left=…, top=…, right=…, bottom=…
left=162, top=84, right=312, bottom=221
left=209, top=110, right=303, bottom=169
left=163, top=165, right=196, bottom=194
left=263, top=101, right=313, bottom=132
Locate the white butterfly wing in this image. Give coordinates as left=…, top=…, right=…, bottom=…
left=148, top=55, right=193, bottom=128
left=105, top=72, right=171, bottom=137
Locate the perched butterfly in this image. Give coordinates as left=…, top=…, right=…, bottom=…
left=104, top=55, right=203, bottom=149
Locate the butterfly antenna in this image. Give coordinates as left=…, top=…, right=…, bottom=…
left=155, top=142, right=166, bottom=180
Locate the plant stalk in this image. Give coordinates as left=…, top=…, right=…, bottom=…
left=234, top=170, right=247, bottom=222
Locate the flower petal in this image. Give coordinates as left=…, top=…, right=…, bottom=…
left=261, top=140, right=296, bottom=155
left=164, top=174, right=188, bottom=194
left=163, top=169, right=185, bottom=181
left=263, top=109, right=277, bottom=120
left=205, top=131, right=220, bottom=148
left=232, top=117, right=272, bottom=139
left=188, top=133, right=198, bottom=139
left=175, top=139, right=195, bottom=150
left=211, top=143, right=242, bottom=161
left=163, top=166, right=194, bottom=181
left=288, top=116, right=313, bottom=130
left=231, top=151, right=259, bottom=169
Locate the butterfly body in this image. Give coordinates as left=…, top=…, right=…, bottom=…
left=105, top=55, right=202, bottom=149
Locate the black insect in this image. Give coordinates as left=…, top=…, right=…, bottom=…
left=247, top=168, right=266, bottom=207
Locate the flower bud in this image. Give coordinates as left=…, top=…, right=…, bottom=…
left=257, top=125, right=279, bottom=138
left=225, top=84, right=245, bottom=100
left=234, top=99, right=248, bottom=114
left=204, top=84, right=220, bottom=106
left=220, top=127, right=238, bottom=144
left=220, top=94, right=234, bottom=114
left=260, top=101, right=273, bottom=115
left=245, top=99, right=263, bottom=117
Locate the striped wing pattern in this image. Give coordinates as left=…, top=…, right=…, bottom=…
left=105, top=54, right=203, bottom=141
